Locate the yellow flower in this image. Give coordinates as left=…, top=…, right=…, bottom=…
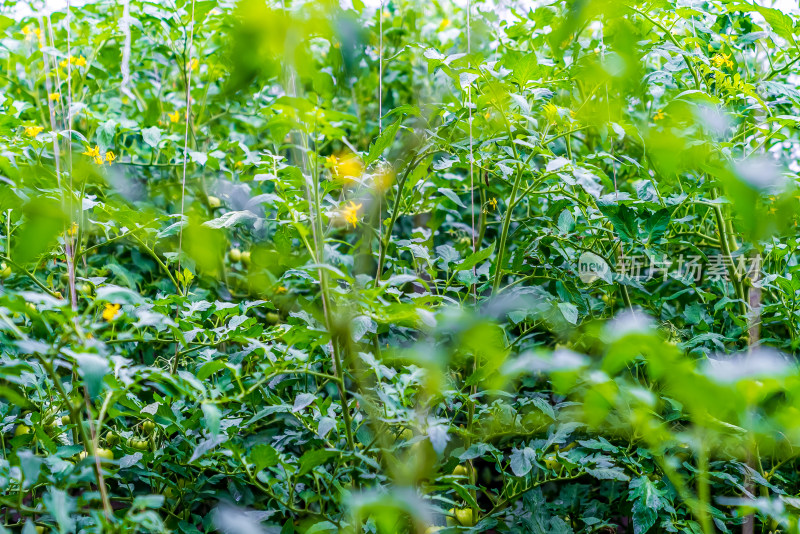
left=22, top=26, right=41, bottom=39
left=327, top=152, right=362, bottom=183
left=93, top=155, right=104, bottom=165
left=711, top=53, right=731, bottom=69
left=439, top=18, right=450, bottom=30
left=49, top=92, right=60, bottom=101
left=168, top=110, right=180, bottom=123
left=373, top=167, right=395, bottom=193
left=67, top=222, right=78, bottom=237
left=488, top=197, right=498, bottom=210
left=654, top=109, right=665, bottom=121
left=188, top=58, right=198, bottom=71
left=102, top=303, right=121, bottom=321
left=543, top=102, right=559, bottom=124
left=82, top=145, right=100, bottom=158
left=24, top=126, right=44, bottom=137
left=342, top=201, right=363, bottom=228
left=105, top=151, right=117, bottom=163
left=60, top=55, right=86, bottom=69
left=276, top=286, right=287, bottom=294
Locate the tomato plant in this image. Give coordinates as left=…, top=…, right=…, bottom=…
left=2, top=0, right=800, bottom=533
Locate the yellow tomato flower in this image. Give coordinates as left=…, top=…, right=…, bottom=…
left=49, top=92, right=60, bottom=101
left=93, top=155, right=104, bottom=165
left=82, top=145, right=100, bottom=158
left=543, top=102, right=559, bottom=124
left=276, top=286, right=288, bottom=294
left=168, top=110, right=180, bottom=123
left=342, top=201, right=363, bottom=228
left=23, top=26, right=41, bottom=39
left=189, top=58, right=198, bottom=71
left=373, top=167, right=395, bottom=193
left=102, top=303, right=121, bottom=321
left=105, top=151, right=117, bottom=163
left=327, top=152, right=362, bottom=183
left=711, top=53, right=731, bottom=69
left=24, top=126, right=44, bottom=137
left=488, top=197, right=498, bottom=210
left=653, top=109, right=665, bottom=121
left=61, top=55, right=87, bottom=68
left=67, top=222, right=78, bottom=237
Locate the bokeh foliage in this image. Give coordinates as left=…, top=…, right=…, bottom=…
left=2, top=0, right=800, bottom=533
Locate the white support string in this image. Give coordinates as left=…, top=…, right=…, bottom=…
left=377, top=2, right=384, bottom=277
left=379, top=2, right=383, bottom=135
left=176, top=0, right=196, bottom=283
left=65, top=0, right=78, bottom=312
left=467, top=0, right=477, bottom=299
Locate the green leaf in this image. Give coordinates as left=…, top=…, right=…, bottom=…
left=251, top=444, right=279, bottom=472
left=297, top=449, right=338, bottom=476
left=364, top=118, right=401, bottom=166
left=142, top=126, right=162, bottom=148
left=202, top=403, right=221, bottom=436
left=455, top=242, right=495, bottom=272
left=74, top=353, right=110, bottom=397
left=645, top=209, right=671, bottom=243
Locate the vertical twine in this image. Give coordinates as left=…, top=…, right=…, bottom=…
left=467, top=0, right=477, bottom=300
left=377, top=1, right=384, bottom=277
left=171, top=0, right=196, bottom=375
left=176, top=0, right=196, bottom=282
left=65, top=0, right=78, bottom=312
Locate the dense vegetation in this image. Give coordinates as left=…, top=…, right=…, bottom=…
left=3, top=0, right=800, bottom=532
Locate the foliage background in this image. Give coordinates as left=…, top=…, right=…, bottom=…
left=2, top=0, right=800, bottom=533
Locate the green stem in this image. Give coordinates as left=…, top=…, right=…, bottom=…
left=492, top=167, right=525, bottom=293
left=374, top=148, right=429, bottom=283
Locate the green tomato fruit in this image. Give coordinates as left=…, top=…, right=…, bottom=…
left=96, top=448, right=114, bottom=460
left=452, top=464, right=469, bottom=478
left=106, top=432, right=120, bottom=446
left=446, top=509, right=458, bottom=527
left=128, top=438, right=149, bottom=451
left=455, top=508, right=475, bottom=526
